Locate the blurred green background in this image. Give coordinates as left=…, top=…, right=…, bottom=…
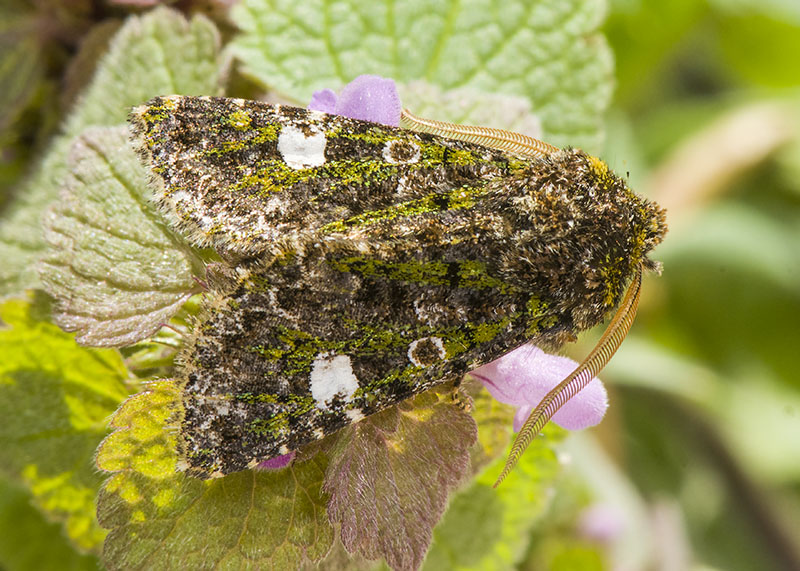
left=1, top=1, right=799, bottom=570
left=584, top=1, right=800, bottom=570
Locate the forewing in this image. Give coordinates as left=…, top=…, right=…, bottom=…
left=179, top=239, right=558, bottom=478
left=129, top=95, right=514, bottom=256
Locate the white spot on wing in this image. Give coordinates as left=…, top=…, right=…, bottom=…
left=309, top=353, right=359, bottom=409
left=277, top=125, right=327, bottom=169
left=407, top=336, right=447, bottom=367
left=382, top=139, right=421, bottom=164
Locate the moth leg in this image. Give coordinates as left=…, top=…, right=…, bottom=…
left=450, top=381, right=474, bottom=413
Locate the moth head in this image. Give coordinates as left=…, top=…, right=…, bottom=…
left=582, top=151, right=668, bottom=269
left=496, top=148, right=667, bottom=330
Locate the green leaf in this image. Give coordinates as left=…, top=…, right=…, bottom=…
left=423, top=427, right=563, bottom=571
left=0, top=6, right=225, bottom=296
left=96, top=381, right=335, bottom=570
left=0, top=477, right=101, bottom=571
left=40, top=126, right=202, bottom=347
left=323, top=388, right=477, bottom=571
left=0, top=297, right=131, bottom=553
left=62, top=8, right=225, bottom=135
left=95, top=380, right=181, bottom=479
left=656, top=203, right=800, bottom=382
left=60, top=21, right=124, bottom=115
left=0, top=1, right=50, bottom=199
left=605, top=0, right=706, bottom=105
left=230, top=0, right=612, bottom=149
left=534, top=539, right=605, bottom=571
left=463, top=378, right=516, bottom=472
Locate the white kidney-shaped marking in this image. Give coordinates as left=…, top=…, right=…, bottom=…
left=277, top=125, right=327, bottom=169
left=309, top=353, right=359, bottom=409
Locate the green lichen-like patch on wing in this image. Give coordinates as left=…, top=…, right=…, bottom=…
left=128, top=95, right=517, bottom=255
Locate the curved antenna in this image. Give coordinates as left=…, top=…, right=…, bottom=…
left=400, top=109, right=560, bottom=159
left=493, top=264, right=644, bottom=487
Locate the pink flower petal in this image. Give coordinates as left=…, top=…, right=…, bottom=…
left=333, top=75, right=401, bottom=126
left=512, top=405, right=534, bottom=433
left=472, top=345, right=608, bottom=431
left=578, top=503, right=626, bottom=543
left=307, top=76, right=401, bottom=126
left=308, top=88, right=338, bottom=113
left=254, top=451, right=295, bottom=470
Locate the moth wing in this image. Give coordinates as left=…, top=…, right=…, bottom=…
left=179, top=237, right=557, bottom=478
left=129, top=95, right=511, bottom=256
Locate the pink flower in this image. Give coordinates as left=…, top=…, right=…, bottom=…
left=308, top=75, right=402, bottom=127
left=577, top=503, right=626, bottom=544
left=309, top=75, right=607, bottom=434
left=255, top=451, right=295, bottom=471
left=471, top=345, right=607, bottom=431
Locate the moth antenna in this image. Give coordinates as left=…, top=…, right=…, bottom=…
left=400, top=109, right=560, bottom=159
left=493, top=264, right=644, bottom=487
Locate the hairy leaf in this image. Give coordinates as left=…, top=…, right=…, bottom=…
left=230, top=0, right=612, bottom=150
left=424, top=427, right=563, bottom=571
left=40, top=126, right=201, bottom=347
left=323, top=389, right=477, bottom=571
left=96, top=381, right=335, bottom=570
left=302, top=537, right=381, bottom=571
left=0, top=6, right=225, bottom=295
left=0, top=297, right=131, bottom=553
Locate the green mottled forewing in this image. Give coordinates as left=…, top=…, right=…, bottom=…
left=181, top=248, right=545, bottom=477
left=130, top=95, right=519, bottom=257
left=171, top=133, right=666, bottom=477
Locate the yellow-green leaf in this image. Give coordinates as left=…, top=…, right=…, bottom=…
left=0, top=297, right=131, bottom=553
left=97, top=381, right=335, bottom=569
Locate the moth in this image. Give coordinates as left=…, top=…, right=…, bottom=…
left=130, top=95, right=667, bottom=482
